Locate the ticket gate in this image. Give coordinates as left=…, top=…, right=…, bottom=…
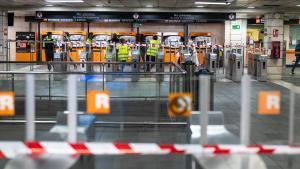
left=131, top=46, right=140, bottom=82
left=205, top=53, right=217, bottom=73
left=105, top=45, right=117, bottom=81
left=232, top=53, right=243, bottom=82
left=52, top=51, right=67, bottom=80
left=225, top=50, right=232, bottom=79
left=256, top=55, right=268, bottom=81
left=156, top=48, right=165, bottom=82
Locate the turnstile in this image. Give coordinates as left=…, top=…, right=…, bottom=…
left=105, top=45, right=117, bottom=81
left=256, top=55, right=268, bottom=81
left=225, top=50, right=232, bottom=79
left=232, top=53, right=243, bottom=82
left=131, top=46, right=140, bottom=82
left=156, top=48, right=165, bottom=82
left=205, top=53, right=217, bottom=73
left=53, top=51, right=67, bottom=80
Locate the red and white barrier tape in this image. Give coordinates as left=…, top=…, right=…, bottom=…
left=0, top=142, right=300, bottom=159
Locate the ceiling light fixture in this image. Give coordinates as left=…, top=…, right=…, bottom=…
left=45, top=0, right=84, bottom=3
left=297, top=4, right=300, bottom=6
left=248, top=6, right=255, bottom=9
left=195, top=2, right=230, bottom=5
left=96, top=4, right=103, bottom=7
left=145, top=4, right=153, bottom=8
left=46, top=4, right=54, bottom=6
left=197, top=6, right=205, bottom=8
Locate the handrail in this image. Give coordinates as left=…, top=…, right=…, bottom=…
left=0, top=71, right=186, bottom=75
left=0, top=61, right=186, bottom=75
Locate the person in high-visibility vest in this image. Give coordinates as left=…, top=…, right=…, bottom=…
left=86, top=32, right=93, bottom=61
left=43, top=32, right=55, bottom=71
left=146, top=35, right=160, bottom=71
left=117, top=38, right=130, bottom=71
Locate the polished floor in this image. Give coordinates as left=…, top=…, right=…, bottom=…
left=0, top=67, right=300, bottom=169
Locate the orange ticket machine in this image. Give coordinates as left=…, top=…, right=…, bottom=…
left=92, top=32, right=111, bottom=62
left=16, top=32, right=37, bottom=61
left=41, top=31, right=63, bottom=62
left=190, top=32, right=212, bottom=65
left=163, top=32, right=184, bottom=63
left=69, top=31, right=86, bottom=61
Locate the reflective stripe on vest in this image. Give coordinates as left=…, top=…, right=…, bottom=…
left=118, top=45, right=129, bottom=60
left=147, top=40, right=159, bottom=57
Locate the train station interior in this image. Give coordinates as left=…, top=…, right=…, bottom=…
left=0, top=0, right=300, bottom=169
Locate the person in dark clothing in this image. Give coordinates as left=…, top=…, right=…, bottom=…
left=111, top=33, right=120, bottom=61
left=63, top=32, right=71, bottom=61
left=44, top=32, right=55, bottom=71
left=137, top=34, right=146, bottom=62
left=292, top=41, right=300, bottom=74
left=111, top=33, right=120, bottom=44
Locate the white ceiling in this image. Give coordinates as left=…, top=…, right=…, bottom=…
left=1, top=0, right=300, bottom=9
left=3, top=0, right=300, bottom=18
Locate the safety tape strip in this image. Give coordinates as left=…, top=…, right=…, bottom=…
left=1, top=142, right=300, bottom=159
left=0, top=151, right=4, bottom=159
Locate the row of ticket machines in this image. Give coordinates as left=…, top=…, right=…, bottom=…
left=15, top=31, right=212, bottom=64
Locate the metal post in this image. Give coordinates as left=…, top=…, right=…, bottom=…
left=240, top=74, right=251, bottom=145
left=68, top=75, right=77, bottom=143
left=288, top=85, right=296, bottom=145
left=199, top=75, right=210, bottom=145
left=26, top=74, right=35, bottom=141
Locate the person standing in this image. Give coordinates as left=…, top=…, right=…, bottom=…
left=139, top=34, right=146, bottom=63
left=63, top=32, right=71, bottom=61
left=117, top=38, right=130, bottom=72
left=292, top=41, right=300, bottom=74
left=111, top=33, right=120, bottom=61
left=43, top=32, right=55, bottom=71
left=146, top=35, right=160, bottom=71
left=86, top=32, right=93, bottom=61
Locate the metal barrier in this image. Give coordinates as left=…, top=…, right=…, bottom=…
left=256, top=55, right=268, bottom=82
left=0, top=61, right=185, bottom=99
left=205, top=53, right=217, bottom=73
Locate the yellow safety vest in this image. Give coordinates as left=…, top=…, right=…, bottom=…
left=118, top=45, right=129, bottom=61
left=147, top=40, right=160, bottom=57
left=86, top=38, right=92, bottom=45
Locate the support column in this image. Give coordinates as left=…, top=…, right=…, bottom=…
left=225, top=19, right=247, bottom=60
left=0, top=11, right=7, bottom=72
left=264, top=13, right=284, bottom=80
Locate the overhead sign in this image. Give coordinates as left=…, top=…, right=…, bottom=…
left=35, top=11, right=236, bottom=23
left=168, top=93, right=192, bottom=117
left=0, top=92, right=15, bottom=116
left=87, top=91, right=110, bottom=114
left=257, top=91, right=281, bottom=115
left=232, top=24, right=241, bottom=30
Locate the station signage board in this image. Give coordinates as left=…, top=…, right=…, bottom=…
left=257, top=91, right=281, bottom=115
left=87, top=91, right=110, bottom=114
left=0, top=92, right=15, bottom=116
left=168, top=93, right=192, bottom=117
left=232, top=24, right=241, bottom=30
left=35, top=11, right=236, bottom=23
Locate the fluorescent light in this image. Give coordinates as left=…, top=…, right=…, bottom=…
left=46, top=0, right=84, bottom=2
left=46, top=4, right=54, bottom=6
left=297, top=4, right=300, bottom=6
left=195, top=1, right=230, bottom=5
left=96, top=4, right=103, bottom=7
left=197, top=6, right=205, bottom=8
left=145, top=4, right=153, bottom=8
left=248, top=6, right=255, bottom=9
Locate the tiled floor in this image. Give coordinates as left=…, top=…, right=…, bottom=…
left=0, top=69, right=300, bottom=168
